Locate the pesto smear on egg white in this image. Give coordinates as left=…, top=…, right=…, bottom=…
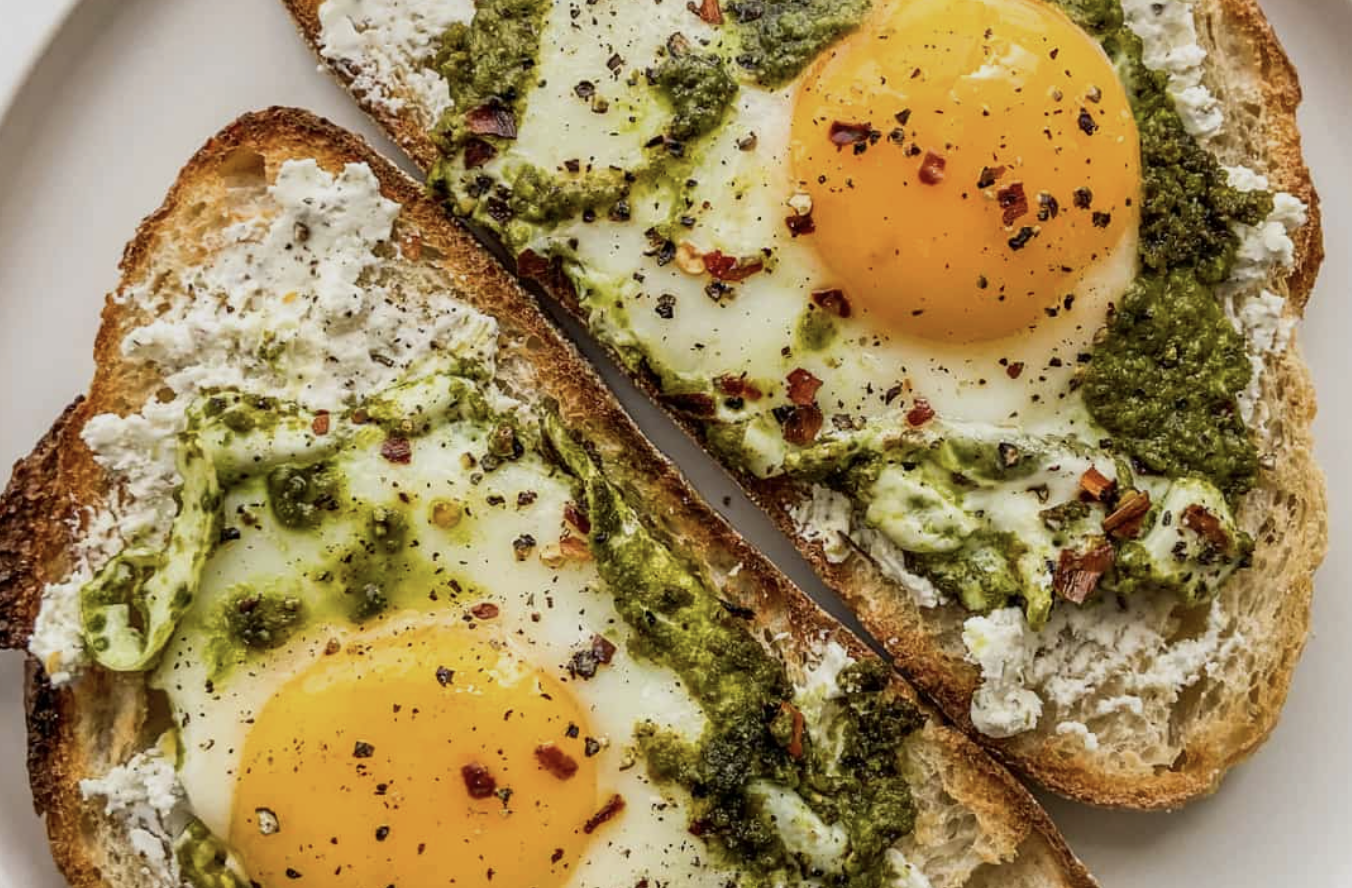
left=414, top=0, right=1277, bottom=636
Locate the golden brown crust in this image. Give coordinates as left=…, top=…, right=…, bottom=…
left=1, top=108, right=1094, bottom=887
left=280, top=0, right=1327, bottom=811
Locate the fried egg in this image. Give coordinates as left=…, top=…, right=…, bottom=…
left=152, top=418, right=718, bottom=887
left=488, top=0, right=1141, bottom=443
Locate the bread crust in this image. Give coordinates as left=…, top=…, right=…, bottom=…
left=281, top=0, right=1327, bottom=810
left=0, top=108, right=1093, bottom=887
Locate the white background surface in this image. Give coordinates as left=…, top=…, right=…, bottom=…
left=0, top=0, right=1346, bottom=885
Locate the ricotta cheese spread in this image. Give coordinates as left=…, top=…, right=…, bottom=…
left=1121, top=0, right=1222, bottom=137
left=964, top=594, right=1243, bottom=743
left=1221, top=166, right=1308, bottom=426
left=79, top=739, right=183, bottom=887
left=29, top=159, right=502, bottom=684
left=318, top=0, right=473, bottom=125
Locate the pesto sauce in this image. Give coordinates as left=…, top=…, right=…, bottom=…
left=727, top=0, right=872, bottom=88
left=544, top=413, right=922, bottom=884
left=176, top=819, right=250, bottom=888
left=652, top=53, right=740, bottom=143
left=1048, top=0, right=1271, bottom=493
left=1081, top=272, right=1257, bottom=496
left=267, top=461, right=342, bottom=529
left=429, top=0, right=550, bottom=151
left=220, top=586, right=304, bottom=650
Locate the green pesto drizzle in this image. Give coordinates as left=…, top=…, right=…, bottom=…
left=727, top=0, right=872, bottom=87
left=652, top=53, right=740, bottom=142
left=543, top=412, right=922, bottom=885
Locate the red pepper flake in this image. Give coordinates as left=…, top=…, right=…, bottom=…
left=811, top=288, right=851, bottom=318
left=351, top=409, right=369, bottom=425
left=785, top=212, right=816, bottom=236
left=1181, top=504, right=1231, bottom=549
left=906, top=397, right=935, bottom=427
left=782, top=404, right=824, bottom=445
left=828, top=120, right=873, bottom=147
left=716, top=374, right=763, bottom=401
left=786, top=368, right=823, bottom=406
left=563, top=502, right=591, bottom=535
left=568, top=634, right=617, bottom=678
left=780, top=702, right=805, bottom=759
left=558, top=535, right=592, bottom=561
left=702, top=250, right=763, bottom=282
left=1078, top=467, right=1116, bottom=502
left=461, top=763, right=497, bottom=799
left=381, top=436, right=412, bottom=464
left=311, top=411, right=331, bottom=436
left=1006, top=361, right=1025, bottom=380
left=464, top=137, right=497, bottom=169
left=465, top=103, right=518, bottom=139
left=918, top=151, right=946, bottom=185
left=470, top=602, right=500, bottom=620
left=591, top=634, right=617, bottom=664
left=534, top=744, right=580, bottom=780
left=1053, top=540, right=1115, bottom=604
left=997, top=182, right=1029, bottom=226
left=1102, top=489, right=1151, bottom=540
left=583, top=795, right=626, bottom=834
left=686, top=0, right=723, bottom=24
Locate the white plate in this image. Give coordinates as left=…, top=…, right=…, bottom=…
left=0, top=0, right=1347, bottom=885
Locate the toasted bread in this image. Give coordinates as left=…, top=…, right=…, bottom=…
left=282, top=0, right=1327, bottom=809
left=0, top=109, right=1094, bottom=887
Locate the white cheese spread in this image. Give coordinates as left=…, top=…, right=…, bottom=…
left=79, top=739, right=183, bottom=887
left=1121, top=0, right=1222, bottom=137
left=318, top=0, right=473, bottom=125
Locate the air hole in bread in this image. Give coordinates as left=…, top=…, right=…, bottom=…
left=218, top=148, right=266, bottom=187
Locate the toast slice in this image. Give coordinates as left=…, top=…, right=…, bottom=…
left=0, top=109, right=1093, bottom=888
left=283, top=0, right=1327, bottom=809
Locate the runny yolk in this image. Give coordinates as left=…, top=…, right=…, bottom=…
left=230, top=623, right=603, bottom=887
left=791, top=0, right=1141, bottom=343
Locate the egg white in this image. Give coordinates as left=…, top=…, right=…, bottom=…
left=151, top=417, right=745, bottom=887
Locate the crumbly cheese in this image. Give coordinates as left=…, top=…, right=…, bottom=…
left=29, top=159, right=502, bottom=683
left=318, top=0, right=474, bottom=125
left=1055, top=720, right=1100, bottom=752
left=961, top=609, right=1043, bottom=738
left=1121, top=0, right=1222, bottom=137
left=1229, top=192, right=1308, bottom=284
left=79, top=740, right=183, bottom=887
left=1220, top=166, right=1308, bottom=425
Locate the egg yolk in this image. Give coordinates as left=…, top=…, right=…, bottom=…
left=230, top=623, right=603, bottom=887
left=791, top=0, right=1140, bottom=343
